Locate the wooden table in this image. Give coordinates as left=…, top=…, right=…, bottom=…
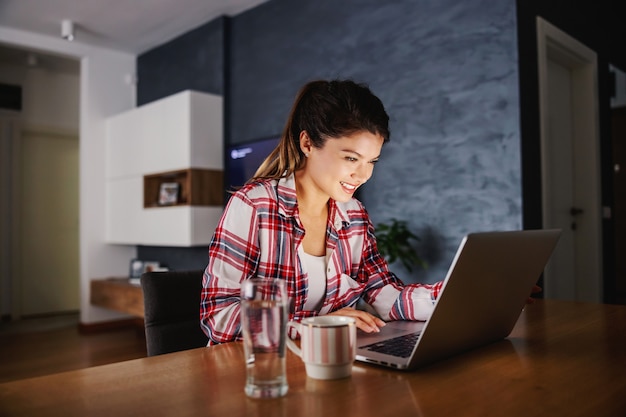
left=1, top=299, right=625, bottom=417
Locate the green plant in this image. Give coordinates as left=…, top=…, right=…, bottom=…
left=375, top=218, right=427, bottom=272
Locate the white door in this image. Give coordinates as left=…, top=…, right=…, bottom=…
left=19, top=129, right=79, bottom=315
left=537, top=17, right=603, bottom=302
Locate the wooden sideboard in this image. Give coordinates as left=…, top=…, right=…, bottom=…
left=90, top=278, right=144, bottom=317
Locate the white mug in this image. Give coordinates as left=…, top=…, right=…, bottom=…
left=286, top=316, right=357, bottom=380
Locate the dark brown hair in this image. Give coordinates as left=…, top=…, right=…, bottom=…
left=250, top=79, right=390, bottom=182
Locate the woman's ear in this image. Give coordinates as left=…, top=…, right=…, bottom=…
left=299, top=131, right=312, bottom=156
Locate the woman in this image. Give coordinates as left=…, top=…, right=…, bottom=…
left=200, top=79, right=443, bottom=345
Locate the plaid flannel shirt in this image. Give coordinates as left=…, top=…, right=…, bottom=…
left=200, top=174, right=443, bottom=345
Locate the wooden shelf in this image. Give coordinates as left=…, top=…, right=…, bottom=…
left=90, top=278, right=144, bottom=317
left=143, top=168, right=223, bottom=208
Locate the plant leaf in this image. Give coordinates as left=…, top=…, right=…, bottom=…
left=374, top=218, right=427, bottom=271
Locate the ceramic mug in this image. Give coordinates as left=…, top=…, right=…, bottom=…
left=286, top=316, right=357, bottom=380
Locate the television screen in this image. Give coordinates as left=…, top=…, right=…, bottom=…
left=224, top=135, right=280, bottom=190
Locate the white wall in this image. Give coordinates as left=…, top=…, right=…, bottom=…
left=0, top=65, right=80, bottom=132
left=0, top=61, right=81, bottom=317
left=0, top=26, right=138, bottom=324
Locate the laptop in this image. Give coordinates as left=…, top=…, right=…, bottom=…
left=356, top=229, right=561, bottom=370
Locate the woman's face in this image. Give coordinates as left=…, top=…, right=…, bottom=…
left=300, top=130, right=384, bottom=203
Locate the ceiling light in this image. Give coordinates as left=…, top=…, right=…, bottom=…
left=61, top=19, right=74, bottom=41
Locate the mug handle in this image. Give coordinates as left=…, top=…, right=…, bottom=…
left=285, top=321, right=302, bottom=358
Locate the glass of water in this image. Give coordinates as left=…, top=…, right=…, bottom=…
left=240, top=278, right=289, bottom=398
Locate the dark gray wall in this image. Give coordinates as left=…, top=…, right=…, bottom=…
left=137, top=17, right=225, bottom=104
left=137, top=0, right=522, bottom=285
left=228, top=0, right=521, bottom=284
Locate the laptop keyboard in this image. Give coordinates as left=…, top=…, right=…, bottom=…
left=361, top=332, right=421, bottom=358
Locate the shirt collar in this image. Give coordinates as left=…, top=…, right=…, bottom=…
left=276, top=174, right=352, bottom=231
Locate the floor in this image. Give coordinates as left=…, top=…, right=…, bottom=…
left=0, top=313, right=147, bottom=384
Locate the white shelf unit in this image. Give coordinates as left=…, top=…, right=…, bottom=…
left=105, top=90, right=223, bottom=246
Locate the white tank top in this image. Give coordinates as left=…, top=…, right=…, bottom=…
left=300, top=249, right=327, bottom=311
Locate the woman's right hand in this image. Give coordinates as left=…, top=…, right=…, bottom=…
left=327, top=307, right=386, bottom=333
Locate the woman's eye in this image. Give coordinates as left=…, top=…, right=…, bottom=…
left=370, top=159, right=379, bottom=165
left=345, top=156, right=357, bottom=162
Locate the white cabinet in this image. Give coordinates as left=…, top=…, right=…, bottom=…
left=141, top=206, right=225, bottom=246
left=105, top=90, right=223, bottom=246
left=106, top=177, right=143, bottom=243
left=106, top=110, right=143, bottom=179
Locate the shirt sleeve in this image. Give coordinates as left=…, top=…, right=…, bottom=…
left=200, top=191, right=260, bottom=345
left=357, top=216, right=444, bottom=321
left=387, top=281, right=444, bottom=321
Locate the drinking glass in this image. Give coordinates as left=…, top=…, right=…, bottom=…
left=240, top=278, right=289, bottom=398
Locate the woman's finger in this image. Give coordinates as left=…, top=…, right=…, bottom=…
left=328, top=307, right=385, bottom=333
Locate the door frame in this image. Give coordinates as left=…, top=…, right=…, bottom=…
left=536, top=17, right=603, bottom=302
left=0, top=111, right=22, bottom=319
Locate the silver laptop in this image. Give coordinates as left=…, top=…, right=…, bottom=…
left=356, top=229, right=561, bottom=370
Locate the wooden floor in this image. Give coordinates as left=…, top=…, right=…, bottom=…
left=0, top=313, right=147, bottom=384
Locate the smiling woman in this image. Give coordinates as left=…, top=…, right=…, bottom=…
left=296, top=129, right=383, bottom=205
left=200, top=79, right=445, bottom=346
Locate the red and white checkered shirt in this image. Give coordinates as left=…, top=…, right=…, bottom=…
left=200, top=174, right=443, bottom=345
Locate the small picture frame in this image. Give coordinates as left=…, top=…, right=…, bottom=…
left=158, top=182, right=180, bottom=205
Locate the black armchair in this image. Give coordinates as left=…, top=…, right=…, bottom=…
left=140, top=270, right=208, bottom=356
